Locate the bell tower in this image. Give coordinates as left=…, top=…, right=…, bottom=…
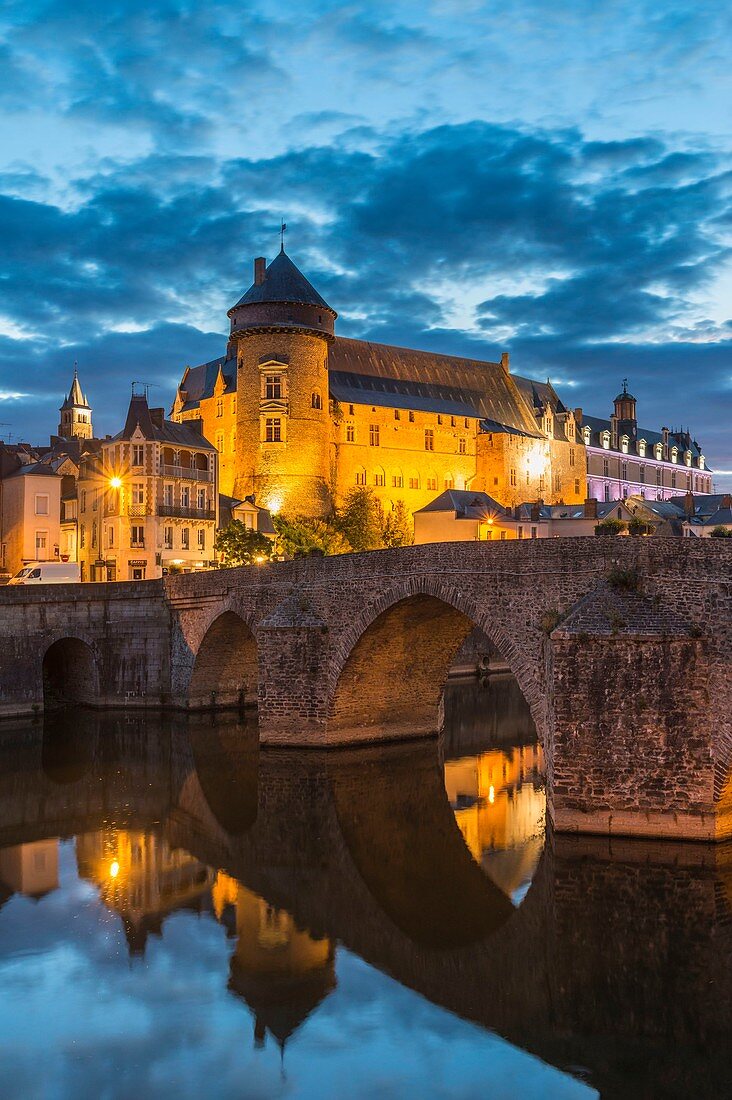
left=228, top=246, right=336, bottom=518
left=613, top=379, right=637, bottom=428
left=58, top=365, right=93, bottom=440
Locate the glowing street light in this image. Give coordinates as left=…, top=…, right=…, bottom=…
left=109, top=476, right=122, bottom=489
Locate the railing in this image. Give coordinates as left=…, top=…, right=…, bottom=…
left=157, top=505, right=215, bottom=520
left=130, top=541, right=145, bottom=549
left=160, top=464, right=213, bottom=482
left=127, top=504, right=151, bottom=517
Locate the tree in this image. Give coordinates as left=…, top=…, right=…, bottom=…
left=215, top=521, right=275, bottom=566
left=595, top=518, right=625, bottom=537
left=336, top=487, right=385, bottom=552
left=382, top=500, right=414, bottom=547
left=273, top=514, right=351, bottom=557
left=710, top=525, right=732, bottom=538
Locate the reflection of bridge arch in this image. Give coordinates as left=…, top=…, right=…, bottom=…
left=327, top=579, right=543, bottom=742
left=328, top=742, right=518, bottom=949
left=42, top=636, right=99, bottom=709
left=187, top=610, right=258, bottom=710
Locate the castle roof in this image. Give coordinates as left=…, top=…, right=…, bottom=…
left=231, top=249, right=335, bottom=313
left=579, top=413, right=706, bottom=464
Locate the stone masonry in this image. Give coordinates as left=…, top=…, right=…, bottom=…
left=0, top=538, right=730, bottom=840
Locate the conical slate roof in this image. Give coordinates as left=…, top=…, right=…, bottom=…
left=232, top=249, right=334, bottom=313
left=60, top=368, right=89, bottom=410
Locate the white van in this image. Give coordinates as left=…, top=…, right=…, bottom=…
left=8, top=562, right=81, bottom=585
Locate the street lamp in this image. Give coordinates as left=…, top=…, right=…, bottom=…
left=109, top=476, right=122, bottom=489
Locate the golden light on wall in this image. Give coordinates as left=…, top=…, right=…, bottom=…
left=266, top=496, right=283, bottom=516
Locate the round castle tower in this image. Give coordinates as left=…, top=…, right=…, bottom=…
left=228, top=248, right=337, bottom=518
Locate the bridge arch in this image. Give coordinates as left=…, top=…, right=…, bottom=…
left=187, top=610, right=259, bottom=710
left=327, top=578, right=544, bottom=743
left=42, top=636, right=99, bottom=709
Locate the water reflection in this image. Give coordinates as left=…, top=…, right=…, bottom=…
left=0, top=683, right=730, bottom=1098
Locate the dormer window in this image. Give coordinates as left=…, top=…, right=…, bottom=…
left=655, top=443, right=663, bottom=461
left=601, top=430, right=610, bottom=450
left=684, top=450, right=692, bottom=466
left=620, top=435, right=629, bottom=454
left=671, top=446, right=678, bottom=463
left=699, top=454, right=705, bottom=470
left=638, top=439, right=646, bottom=458
left=583, top=426, right=591, bottom=446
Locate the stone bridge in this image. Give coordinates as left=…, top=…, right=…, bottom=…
left=0, top=538, right=730, bottom=840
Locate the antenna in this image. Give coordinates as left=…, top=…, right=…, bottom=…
left=131, top=381, right=160, bottom=401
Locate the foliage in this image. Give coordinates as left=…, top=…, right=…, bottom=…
left=335, top=487, right=385, bottom=552
left=214, top=521, right=275, bottom=566
left=595, top=518, right=625, bottom=536
left=710, top=526, right=732, bottom=538
left=273, top=514, right=352, bottom=557
left=628, top=515, right=653, bottom=536
left=539, top=609, right=562, bottom=635
left=606, top=565, right=641, bottom=592
left=381, top=500, right=414, bottom=548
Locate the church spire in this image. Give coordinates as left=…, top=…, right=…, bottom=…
left=58, top=363, right=93, bottom=440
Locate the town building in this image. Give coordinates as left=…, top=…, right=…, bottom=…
left=414, top=489, right=636, bottom=543
left=0, top=442, right=62, bottom=579
left=581, top=382, right=711, bottom=502
left=171, top=248, right=585, bottom=521
left=628, top=492, right=732, bottom=538
left=77, top=392, right=218, bottom=581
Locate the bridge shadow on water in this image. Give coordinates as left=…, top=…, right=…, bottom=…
left=0, top=682, right=731, bottom=1098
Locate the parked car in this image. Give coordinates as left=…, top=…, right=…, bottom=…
left=8, top=562, right=81, bottom=585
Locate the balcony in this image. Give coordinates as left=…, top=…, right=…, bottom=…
left=127, top=504, right=150, bottom=517
left=130, top=540, right=145, bottom=549
left=157, top=505, right=215, bottom=520
left=160, top=464, right=213, bottom=482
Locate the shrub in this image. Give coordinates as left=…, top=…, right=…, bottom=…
left=710, top=526, right=732, bottom=538
left=606, top=565, right=641, bottom=592
left=595, top=518, right=625, bottom=536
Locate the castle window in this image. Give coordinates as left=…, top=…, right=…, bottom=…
left=583, top=426, right=591, bottom=445
left=216, top=433, right=223, bottom=452
left=569, top=448, right=575, bottom=467
left=132, top=445, right=144, bottom=466
left=458, top=438, right=466, bottom=455
left=91, top=522, right=97, bottom=548
left=687, top=472, right=692, bottom=489
left=312, top=392, right=322, bottom=410
left=603, top=459, right=609, bottom=477
left=369, top=424, right=380, bottom=447
left=216, top=399, right=223, bottom=418
left=638, top=439, right=646, bottom=457
left=392, top=473, right=403, bottom=488
left=444, top=476, right=454, bottom=490
left=510, top=468, right=516, bottom=486
left=621, top=462, right=627, bottom=480
left=451, top=416, right=456, bottom=427
left=604, top=484, right=610, bottom=501
left=464, top=418, right=469, bottom=428
left=374, top=468, right=386, bottom=487
left=409, top=475, right=420, bottom=489
left=80, top=525, right=85, bottom=548
left=671, top=447, right=678, bottom=463
left=574, top=478, right=580, bottom=495
left=424, top=429, right=434, bottom=451
left=553, top=473, right=561, bottom=493
left=265, top=375, right=282, bottom=400
left=655, top=443, right=663, bottom=460
left=437, top=415, right=443, bottom=425
left=81, top=489, right=87, bottom=511
left=601, top=431, right=610, bottom=449
left=656, top=468, right=662, bottom=485
left=346, top=423, right=355, bottom=443
left=394, top=410, right=400, bottom=421
left=349, top=405, right=355, bottom=415
left=621, top=436, right=629, bottom=454
left=684, top=450, right=692, bottom=466
left=671, top=471, right=676, bottom=488
left=538, top=475, right=545, bottom=493
left=355, top=468, right=367, bottom=486
left=426, top=476, right=437, bottom=491
left=409, top=411, right=415, bottom=423
left=265, top=418, right=282, bottom=443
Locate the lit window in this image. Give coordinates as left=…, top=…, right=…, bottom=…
left=265, top=375, right=282, bottom=400
left=638, top=439, right=646, bottom=457
left=265, top=418, right=282, bottom=443
left=369, top=424, right=380, bottom=447
left=602, top=431, right=610, bottom=449
left=583, top=426, right=591, bottom=445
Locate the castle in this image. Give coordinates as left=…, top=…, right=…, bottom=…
left=171, top=248, right=585, bottom=518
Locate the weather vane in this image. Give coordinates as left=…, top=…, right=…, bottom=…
left=280, top=218, right=287, bottom=251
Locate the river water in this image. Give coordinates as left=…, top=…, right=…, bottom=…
left=0, top=677, right=730, bottom=1099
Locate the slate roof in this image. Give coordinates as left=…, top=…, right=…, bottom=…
left=580, top=413, right=706, bottom=464
left=114, top=395, right=216, bottom=449
left=60, top=369, right=90, bottom=411
left=329, top=338, right=542, bottom=434
left=414, top=489, right=508, bottom=518
left=667, top=493, right=732, bottom=518
left=175, top=356, right=236, bottom=413
left=6, top=461, right=58, bottom=478
left=231, top=249, right=335, bottom=313
left=513, top=500, right=632, bottom=521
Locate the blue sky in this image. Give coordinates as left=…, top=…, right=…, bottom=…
left=1, top=1, right=731, bottom=483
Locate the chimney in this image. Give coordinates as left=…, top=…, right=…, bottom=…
left=150, top=407, right=165, bottom=429
left=684, top=491, right=694, bottom=518
left=500, top=351, right=510, bottom=374
left=584, top=497, right=598, bottom=520
left=530, top=501, right=541, bottom=521
left=254, top=257, right=266, bottom=286
left=574, top=407, right=583, bottom=425
left=722, top=494, right=732, bottom=509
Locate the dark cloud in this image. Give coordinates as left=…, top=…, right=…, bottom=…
left=0, top=119, right=730, bottom=480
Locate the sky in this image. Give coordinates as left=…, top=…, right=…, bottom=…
left=0, top=0, right=730, bottom=485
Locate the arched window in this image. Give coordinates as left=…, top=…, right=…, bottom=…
left=392, top=470, right=404, bottom=489
left=408, top=472, right=420, bottom=490
left=444, top=473, right=454, bottom=490
left=355, top=467, right=367, bottom=486
left=312, top=392, right=322, bottom=410
left=425, top=471, right=438, bottom=492
left=374, top=466, right=386, bottom=487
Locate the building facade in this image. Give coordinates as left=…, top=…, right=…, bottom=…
left=77, top=393, right=218, bottom=581
left=581, top=383, right=711, bottom=502
left=0, top=444, right=62, bottom=579
left=172, top=249, right=585, bottom=520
